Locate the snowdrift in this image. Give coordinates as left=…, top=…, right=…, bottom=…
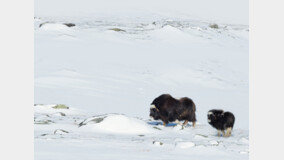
left=79, top=114, right=155, bottom=134
left=34, top=104, right=249, bottom=160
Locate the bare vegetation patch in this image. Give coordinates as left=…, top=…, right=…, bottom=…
left=209, top=23, right=219, bottom=29
left=52, top=104, right=69, bottom=109
left=109, top=28, right=126, bottom=32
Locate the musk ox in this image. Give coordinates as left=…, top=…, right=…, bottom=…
left=149, top=94, right=196, bottom=127
left=207, top=109, right=235, bottom=137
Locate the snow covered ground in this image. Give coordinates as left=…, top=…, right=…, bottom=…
left=35, top=0, right=248, bottom=159
left=34, top=105, right=248, bottom=160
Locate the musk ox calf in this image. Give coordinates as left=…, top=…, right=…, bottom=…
left=207, top=109, right=235, bottom=137
left=149, top=94, right=196, bottom=127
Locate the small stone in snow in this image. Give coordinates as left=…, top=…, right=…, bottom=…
left=63, top=23, right=76, bottom=27
left=153, top=141, right=163, bottom=146
left=153, top=126, right=162, bottom=130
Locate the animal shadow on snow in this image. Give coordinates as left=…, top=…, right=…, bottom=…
left=147, top=121, right=193, bottom=127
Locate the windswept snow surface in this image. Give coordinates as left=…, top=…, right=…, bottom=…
left=34, top=105, right=249, bottom=160
left=35, top=0, right=248, bottom=159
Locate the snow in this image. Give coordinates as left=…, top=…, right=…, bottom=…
left=35, top=19, right=248, bottom=128
left=176, top=141, right=195, bottom=148
left=34, top=104, right=83, bottom=116
left=34, top=105, right=249, bottom=160
left=39, top=23, right=71, bottom=31
left=35, top=0, right=248, bottom=25
left=79, top=114, right=155, bottom=134
left=35, top=0, right=248, bottom=159
left=209, top=140, right=219, bottom=146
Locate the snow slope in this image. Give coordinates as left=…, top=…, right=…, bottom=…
left=35, top=0, right=248, bottom=159
left=34, top=105, right=249, bottom=160
left=35, top=18, right=248, bottom=128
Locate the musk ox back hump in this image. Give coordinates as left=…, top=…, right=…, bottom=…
left=179, top=97, right=196, bottom=112
left=177, top=97, right=196, bottom=122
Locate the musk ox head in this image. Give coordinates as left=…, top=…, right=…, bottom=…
left=149, top=105, right=161, bottom=120
left=207, top=109, right=224, bottom=123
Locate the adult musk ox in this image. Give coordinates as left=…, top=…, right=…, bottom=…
left=207, top=109, right=235, bottom=137
left=149, top=94, right=196, bottom=127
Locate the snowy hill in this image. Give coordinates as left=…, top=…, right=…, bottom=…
left=34, top=0, right=248, bottom=159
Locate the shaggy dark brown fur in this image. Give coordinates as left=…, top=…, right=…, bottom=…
left=207, top=109, right=235, bottom=137
left=149, top=94, right=196, bottom=127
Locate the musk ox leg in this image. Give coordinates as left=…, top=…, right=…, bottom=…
left=217, top=130, right=222, bottom=137
left=191, top=114, right=196, bottom=128
left=192, top=121, right=196, bottom=127
left=225, top=127, right=232, bottom=137
left=161, top=117, right=168, bottom=127
left=222, top=130, right=226, bottom=137
left=183, top=120, right=189, bottom=126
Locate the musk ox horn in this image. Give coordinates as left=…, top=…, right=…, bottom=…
left=150, top=105, right=158, bottom=110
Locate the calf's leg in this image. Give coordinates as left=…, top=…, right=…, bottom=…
left=222, top=130, right=226, bottom=137
left=217, top=130, right=222, bottom=137
left=225, top=127, right=232, bottom=137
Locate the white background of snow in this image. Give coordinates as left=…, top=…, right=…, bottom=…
left=34, top=0, right=248, bottom=159
left=35, top=22, right=248, bottom=129
left=34, top=105, right=249, bottom=160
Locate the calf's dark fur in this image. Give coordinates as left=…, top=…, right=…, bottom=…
left=207, top=109, right=235, bottom=137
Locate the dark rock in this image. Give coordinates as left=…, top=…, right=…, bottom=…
left=63, top=23, right=76, bottom=27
